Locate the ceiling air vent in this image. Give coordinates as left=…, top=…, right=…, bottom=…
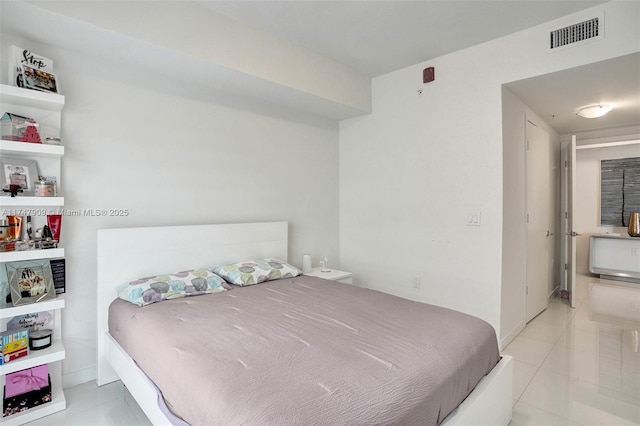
left=549, top=15, right=603, bottom=51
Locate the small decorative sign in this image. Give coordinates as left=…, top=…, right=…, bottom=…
left=8, top=46, right=54, bottom=89
left=6, top=311, right=54, bottom=332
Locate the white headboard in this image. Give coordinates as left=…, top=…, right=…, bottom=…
left=96, top=221, right=288, bottom=385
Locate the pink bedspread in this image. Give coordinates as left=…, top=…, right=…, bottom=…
left=109, top=275, right=499, bottom=425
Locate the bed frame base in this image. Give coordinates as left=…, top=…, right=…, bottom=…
left=104, top=333, right=176, bottom=425
left=442, top=355, right=513, bottom=425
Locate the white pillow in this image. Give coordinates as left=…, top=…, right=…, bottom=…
left=213, top=258, right=300, bottom=286
left=116, top=269, right=227, bottom=306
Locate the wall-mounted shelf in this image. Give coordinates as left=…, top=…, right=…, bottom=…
left=0, top=340, right=65, bottom=375
left=0, top=140, right=64, bottom=158
left=0, top=197, right=64, bottom=207
left=0, top=296, right=65, bottom=319
left=0, top=248, right=64, bottom=263
left=0, top=84, right=64, bottom=112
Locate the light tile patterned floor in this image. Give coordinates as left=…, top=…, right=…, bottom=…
left=25, top=273, right=639, bottom=425
left=507, top=273, right=640, bottom=426
left=24, top=380, right=150, bottom=426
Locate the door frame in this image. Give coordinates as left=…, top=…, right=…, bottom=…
left=524, top=118, right=556, bottom=322
left=560, top=136, right=577, bottom=308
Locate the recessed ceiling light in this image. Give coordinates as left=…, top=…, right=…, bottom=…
left=576, top=104, right=613, bottom=119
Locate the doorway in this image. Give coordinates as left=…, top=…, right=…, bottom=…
left=500, top=54, right=640, bottom=346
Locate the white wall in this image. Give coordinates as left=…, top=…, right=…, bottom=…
left=575, top=142, right=640, bottom=273
left=1, top=34, right=341, bottom=386
left=340, top=1, right=640, bottom=341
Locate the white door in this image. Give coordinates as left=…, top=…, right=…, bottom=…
left=525, top=120, right=554, bottom=322
left=560, top=136, right=578, bottom=308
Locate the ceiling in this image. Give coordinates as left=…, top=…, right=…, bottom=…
left=199, top=0, right=639, bottom=134
left=199, top=0, right=607, bottom=78
left=506, top=53, right=640, bottom=135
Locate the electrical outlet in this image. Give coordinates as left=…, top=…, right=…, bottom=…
left=466, top=212, right=481, bottom=226
left=412, top=276, right=421, bottom=289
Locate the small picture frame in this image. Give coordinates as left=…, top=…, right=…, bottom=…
left=6, top=260, right=57, bottom=306
left=21, top=64, right=59, bottom=94
left=0, top=157, right=39, bottom=196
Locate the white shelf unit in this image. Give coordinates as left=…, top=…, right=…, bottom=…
left=0, top=84, right=66, bottom=423
left=0, top=141, right=63, bottom=158
left=0, top=197, right=64, bottom=208
left=0, top=86, right=64, bottom=112
left=0, top=249, right=64, bottom=264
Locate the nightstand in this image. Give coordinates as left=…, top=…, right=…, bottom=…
left=304, top=267, right=353, bottom=285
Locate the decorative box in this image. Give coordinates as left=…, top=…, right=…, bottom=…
left=1, top=113, right=41, bottom=143
left=36, top=239, right=58, bottom=250
left=15, top=240, right=35, bottom=251
left=0, top=241, right=16, bottom=252
left=3, top=366, right=51, bottom=417
left=4, top=365, right=47, bottom=399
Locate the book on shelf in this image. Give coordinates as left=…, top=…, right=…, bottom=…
left=0, top=328, right=29, bottom=365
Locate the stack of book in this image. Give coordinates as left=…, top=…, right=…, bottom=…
left=0, top=329, right=29, bottom=365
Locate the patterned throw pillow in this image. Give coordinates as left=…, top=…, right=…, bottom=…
left=213, top=258, right=300, bottom=286
left=117, top=269, right=227, bottom=306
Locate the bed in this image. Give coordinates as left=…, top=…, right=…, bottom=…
left=96, top=222, right=512, bottom=425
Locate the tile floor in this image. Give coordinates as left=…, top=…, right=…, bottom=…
left=507, top=273, right=640, bottom=425
left=23, top=379, right=150, bottom=426
left=24, top=273, right=639, bottom=425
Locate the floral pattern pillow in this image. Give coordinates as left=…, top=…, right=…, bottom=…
left=117, top=269, right=227, bottom=306
left=213, top=258, right=300, bottom=286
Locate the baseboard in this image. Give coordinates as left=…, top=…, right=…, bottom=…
left=62, top=366, right=96, bottom=389
left=548, top=285, right=559, bottom=301
left=499, top=320, right=525, bottom=351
